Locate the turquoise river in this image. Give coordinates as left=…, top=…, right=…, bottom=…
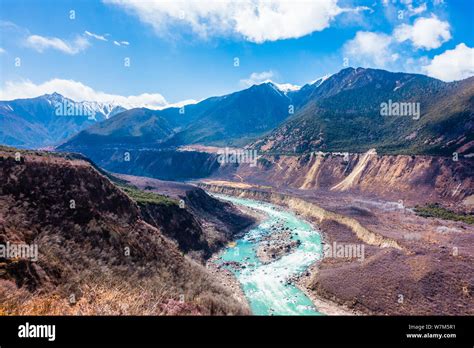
left=212, top=193, right=324, bottom=315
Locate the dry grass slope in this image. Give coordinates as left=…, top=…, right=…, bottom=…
left=0, top=148, right=249, bottom=315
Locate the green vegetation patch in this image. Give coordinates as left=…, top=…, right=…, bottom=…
left=414, top=203, right=474, bottom=225
left=119, top=184, right=178, bottom=206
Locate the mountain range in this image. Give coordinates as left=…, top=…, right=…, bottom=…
left=59, top=77, right=328, bottom=151
left=0, top=93, right=126, bottom=148
left=251, top=68, right=474, bottom=156
left=1, top=68, right=473, bottom=157
left=59, top=68, right=474, bottom=157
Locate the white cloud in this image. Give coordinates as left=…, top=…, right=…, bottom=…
left=394, top=15, right=451, bottom=50
left=84, top=30, right=130, bottom=46
left=104, top=0, right=368, bottom=43
left=0, top=20, right=25, bottom=34
left=0, top=47, right=5, bottom=54
left=399, top=0, right=427, bottom=16
left=343, top=31, right=398, bottom=68
left=113, top=40, right=130, bottom=46
left=166, top=99, right=198, bottom=108
left=0, top=79, right=172, bottom=109
left=240, top=71, right=274, bottom=87
left=422, top=43, right=474, bottom=81
left=408, top=2, right=427, bottom=16
left=84, top=30, right=108, bottom=41
left=25, top=34, right=90, bottom=54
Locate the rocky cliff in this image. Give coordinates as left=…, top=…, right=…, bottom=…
left=215, top=150, right=474, bottom=211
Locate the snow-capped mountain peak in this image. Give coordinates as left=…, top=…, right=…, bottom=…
left=310, top=74, right=332, bottom=87
left=271, top=82, right=301, bottom=92
left=262, top=81, right=302, bottom=96
left=40, top=93, right=127, bottom=120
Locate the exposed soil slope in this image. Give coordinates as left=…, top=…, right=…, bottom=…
left=214, top=150, right=474, bottom=212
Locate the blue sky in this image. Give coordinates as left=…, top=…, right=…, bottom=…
left=0, top=0, right=473, bottom=107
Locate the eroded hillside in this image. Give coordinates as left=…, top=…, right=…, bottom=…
left=214, top=150, right=474, bottom=212
left=0, top=148, right=250, bottom=315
